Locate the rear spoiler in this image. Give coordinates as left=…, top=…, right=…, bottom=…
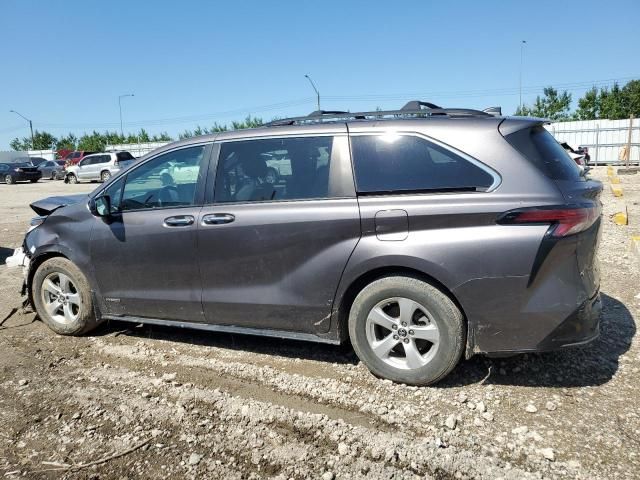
left=498, top=117, right=549, bottom=136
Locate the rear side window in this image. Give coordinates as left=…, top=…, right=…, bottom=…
left=505, top=126, right=581, bottom=180
left=214, top=136, right=333, bottom=203
left=351, top=134, right=495, bottom=194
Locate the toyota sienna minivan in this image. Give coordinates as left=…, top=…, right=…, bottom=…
left=6, top=101, right=602, bottom=385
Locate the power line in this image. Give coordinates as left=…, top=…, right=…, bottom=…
left=13, top=74, right=639, bottom=132
left=322, top=76, right=639, bottom=102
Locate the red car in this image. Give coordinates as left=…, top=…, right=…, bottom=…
left=60, top=151, right=98, bottom=167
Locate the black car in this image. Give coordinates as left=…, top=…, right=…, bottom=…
left=0, top=162, right=42, bottom=184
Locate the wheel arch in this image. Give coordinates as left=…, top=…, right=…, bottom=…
left=334, top=265, right=473, bottom=358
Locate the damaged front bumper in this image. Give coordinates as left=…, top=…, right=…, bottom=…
left=5, top=246, right=31, bottom=296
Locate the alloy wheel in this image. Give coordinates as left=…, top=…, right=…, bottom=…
left=365, top=297, right=440, bottom=370
left=41, top=272, right=82, bottom=325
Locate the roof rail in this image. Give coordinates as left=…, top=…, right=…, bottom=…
left=265, top=101, right=492, bottom=127
left=401, top=100, right=442, bottom=111
left=483, top=106, right=502, bottom=116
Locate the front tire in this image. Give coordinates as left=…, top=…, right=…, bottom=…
left=32, top=257, right=100, bottom=335
left=348, top=276, right=465, bottom=385
left=66, top=174, right=78, bottom=184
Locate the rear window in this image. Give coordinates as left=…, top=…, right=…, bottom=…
left=506, top=126, right=581, bottom=180
left=117, top=152, right=134, bottom=161
left=351, top=134, right=495, bottom=194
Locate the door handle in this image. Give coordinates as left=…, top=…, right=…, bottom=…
left=163, top=215, right=195, bottom=227
left=202, top=213, right=235, bottom=225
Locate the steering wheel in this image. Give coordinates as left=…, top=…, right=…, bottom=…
left=157, top=185, right=179, bottom=207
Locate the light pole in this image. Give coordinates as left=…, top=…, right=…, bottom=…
left=519, top=40, right=526, bottom=111
left=9, top=109, right=34, bottom=148
left=304, top=74, right=321, bottom=112
left=118, top=94, right=134, bottom=137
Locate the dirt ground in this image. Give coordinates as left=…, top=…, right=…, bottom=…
left=0, top=170, right=639, bottom=480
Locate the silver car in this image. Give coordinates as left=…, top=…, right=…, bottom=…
left=65, top=152, right=135, bottom=183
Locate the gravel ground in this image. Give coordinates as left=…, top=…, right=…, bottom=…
left=0, top=170, right=638, bottom=480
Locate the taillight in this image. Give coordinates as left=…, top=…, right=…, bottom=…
left=497, top=205, right=600, bottom=237
left=114, top=160, right=119, bottom=166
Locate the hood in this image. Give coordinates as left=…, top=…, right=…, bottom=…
left=30, top=194, right=88, bottom=216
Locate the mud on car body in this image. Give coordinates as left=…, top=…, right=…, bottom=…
left=6, top=101, right=603, bottom=385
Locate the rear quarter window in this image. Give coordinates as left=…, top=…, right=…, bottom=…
left=350, top=134, right=495, bottom=194
left=505, top=126, right=581, bottom=181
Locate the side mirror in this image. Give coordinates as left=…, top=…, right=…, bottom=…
left=92, top=195, right=111, bottom=217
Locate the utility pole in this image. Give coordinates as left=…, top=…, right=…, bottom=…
left=9, top=109, right=34, bottom=148
left=304, top=74, right=321, bottom=112
left=118, top=94, right=135, bottom=137
left=519, top=40, right=526, bottom=112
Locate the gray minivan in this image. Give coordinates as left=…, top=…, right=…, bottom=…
left=7, top=102, right=602, bottom=385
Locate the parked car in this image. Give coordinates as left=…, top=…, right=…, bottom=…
left=64, top=152, right=136, bottom=183
left=37, top=160, right=66, bottom=180
left=60, top=151, right=98, bottom=166
left=0, top=162, right=42, bottom=184
left=6, top=101, right=603, bottom=385
left=560, top=142, right=588, bottom=171
left=28, top=156, right=48, bottom=167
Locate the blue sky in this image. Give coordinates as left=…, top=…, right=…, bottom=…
left=1, top=0, right=639, bottom=149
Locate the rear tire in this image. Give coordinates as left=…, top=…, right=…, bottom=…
left=100, top=170, right=111, bottom=182
left=5, top=175, right=14, bottom=184
left=30, top=179, right=38, bottom=183
left=32, top=257, right=100, bottom=336
left=66, top=174, right=78, bottom=184
left=348, top=276, right=465, bottom=385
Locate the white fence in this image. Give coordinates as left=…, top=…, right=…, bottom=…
left=105, top=141, right=170, bottom=158
left=546, top=118, right=639, bottom=165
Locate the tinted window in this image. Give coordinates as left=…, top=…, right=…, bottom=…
left=120, top=146, right=205, bottom=211
left=0, top=164, right=8, bottom=172
left=116, top=152, right=134, bottom=161
left=351, top=135, right=494, bottom=193
left=506, top=126, right=581, bottom=180
left=102, top=178, right=125, bottom=214
left=214, top=136, right=333, bottom=203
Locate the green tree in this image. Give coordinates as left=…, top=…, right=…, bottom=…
left=9, top=130, right=57, bottom=150
left=77, top=131, right=108, bottom=151
left=515, top=87, right=572, bottom=120
left=9, top=137, right=28, bottom=151
left=574, top=87, right=599, bottom=120
left=599, top=83, right=627, bottom=119
left=621, top=79, right=640, bottom=117
left=56, top=133, right=78, bottom=152
left=231, top=115, right=263, bottom=130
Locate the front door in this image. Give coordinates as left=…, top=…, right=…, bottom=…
left=198, top=133, right=360, bottom=334
left=90, top=144, right=211, bottom=321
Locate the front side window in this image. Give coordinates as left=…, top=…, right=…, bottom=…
left=214, top=136, right=333, bottom=203
left=351, top=134, right=495, bottom=194
left=118, top=146, right=205, bottom=211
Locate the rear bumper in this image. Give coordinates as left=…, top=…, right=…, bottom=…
left=13, top=172, right=42, bottom=181
left=535, top=291, right=601, bottom=351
